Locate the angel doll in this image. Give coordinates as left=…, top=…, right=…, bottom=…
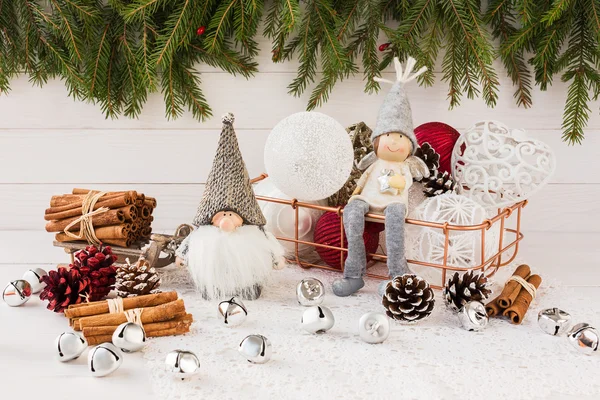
left=332, top=57, right=430, bottom=297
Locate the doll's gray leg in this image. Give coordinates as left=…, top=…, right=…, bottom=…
left=332, top=199, right=369, bottom=297
left=385, top=203, right=409, bottom=278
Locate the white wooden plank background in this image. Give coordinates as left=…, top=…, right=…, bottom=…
left=0, top=34, right=598, bottom=268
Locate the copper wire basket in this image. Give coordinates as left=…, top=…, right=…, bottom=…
left=252, top=174, right=526, bottom=290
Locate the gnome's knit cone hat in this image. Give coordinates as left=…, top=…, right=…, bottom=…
left=372, top=57, right=427, bottom=154
left=193, top=113, right=266, bottom=227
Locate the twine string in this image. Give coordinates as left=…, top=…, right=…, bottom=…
left=107, top=297, right=124, bottom=314
left=509, top=275, right=537, bottom=299
left=63, top=191, right=110, bottom=245
left=125, top=308, right=144, bottom=326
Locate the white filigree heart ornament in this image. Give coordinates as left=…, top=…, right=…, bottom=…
left=452, top=120, right=556, bottom=209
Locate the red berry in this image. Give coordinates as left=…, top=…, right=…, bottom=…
left=196, top=26, right=206, bottom=35
left=378, top=43, right=390, bottom=52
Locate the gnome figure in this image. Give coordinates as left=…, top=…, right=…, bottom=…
left=332, top=57, right=430, bottom=297
left=176, top=113, right=285, bottom=300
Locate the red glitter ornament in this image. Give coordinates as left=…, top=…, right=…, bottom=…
left=313, top=211, right=383, bottom=270
left=414, top=122, right=461, bottom=175
left=378, top=43, right=390, bottom=52
left=196, top=26, right=206, bottom=35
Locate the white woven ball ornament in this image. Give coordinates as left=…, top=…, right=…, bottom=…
left=264, top=112, right=353, bottom=201
left=406, top=193, right=500, bottom=287
left=254, top=178, right=325, bottom=260
left=452, top=120, right=556, bottom=209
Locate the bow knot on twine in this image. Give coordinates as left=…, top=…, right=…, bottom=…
left=107, top=297, right=144, bottom=327
left=63, top=191, right=109, bottom=245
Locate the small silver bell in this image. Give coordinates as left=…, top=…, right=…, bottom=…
left=55, top=332, right=88, bottom=362
left=566, top=323, right=599, bottom=355
left=22, top=268, right=47, bottom=294
left=112, top=322, right=146, bottom=353
left=3, top=280, right=32, bottom=307
left=301, top=305, right=335, bottom=334
left=239, top=334, right=272, bottom=364
left=165, top=350, right=201, bottom=379
left=358, top=312, right=390, bottom=344
left=88, top=343, right=123, bottom=377
left=458, top=301, right=489, bottom=331
left=538, top=308, right=572, bottom=336
left=218, top=297, right=247, bottom=327
left=296, top=278, right=325, bottom=306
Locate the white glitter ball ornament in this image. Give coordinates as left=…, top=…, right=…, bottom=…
left=406, top=193, right=501, bottom=287
left=264, top=112, right=354, bottom=201
left=452, top=120, right=556, bottom=209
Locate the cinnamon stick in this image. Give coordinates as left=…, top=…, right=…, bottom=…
left=85, top=325, right=190, bottom=346
left=497, top=264, right=531, bottom=308
left=485, top=298, right=504, bottom=317
left=82, top=314, right=193, bottom=336
left=75, top=299, right=186, bottom=330
left=65, top=291, right=178, bottom=319
left=72, top=189, right=138, bottom=198
left=49, top=192, right=136, bottom=209
left=503, top=275, right=542, bottom=324
left=56, top=224, right=131, bottom=242
left=145, top=197, right=157, bottom=208
left=45, top=210, right=125, bottom=232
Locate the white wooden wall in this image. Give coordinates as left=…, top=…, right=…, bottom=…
left=0, top=37, right=598, bottom=265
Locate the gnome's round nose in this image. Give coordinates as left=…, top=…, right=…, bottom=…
left=212, top=211, right=243, bottom=232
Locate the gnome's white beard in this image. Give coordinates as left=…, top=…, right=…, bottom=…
left=186, top=224, right=283, bottom=300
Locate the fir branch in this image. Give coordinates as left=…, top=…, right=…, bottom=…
left=486, top=0, right=533, bottom=107
left=153, top=0, right=192, bottom=66
left=121, top=0, right=172, bottom=21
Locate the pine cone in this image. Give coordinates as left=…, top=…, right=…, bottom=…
left=382, top=274, right=435, bottom=322
left=115, top=258, right=161, bottom=297
left=414, top=142, right=440, bottom=180
left=71, top=245, right=117, bottom=301
left=443, top=271, right=492, bottom=312
left=423, top=170, right=459, bottom=197
left=39, top=267, right=91, bottom=313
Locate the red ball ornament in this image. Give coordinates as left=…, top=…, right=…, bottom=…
left=415, top=122, right=461, bottom=175
left=196, top=26, right=206, bottom=36
left=313, top=211, right=384, bottom=270
left=378, top=43, right=391, bottom=52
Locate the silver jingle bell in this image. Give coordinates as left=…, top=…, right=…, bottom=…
left=458, top=301, right=489, bottom=331
left=358, top=312, right=390, bottom=344
left=22, top=268, right=47, bottom=294
left=112, top=322, right=146, bottom=353
left=3, top=280, right=32, bottom=307
left=566, top=323, right=599, bottom=355
left=538, top=308, right=572, bottom=336
left=88, top=343, right=123, bottom=377
left=301, top=305, right=335, bottom=334
left=218, top=297, right=248, bottom=327
left=239, top=334, right=272, bottom=364
left=296, top=278, right=325, bottom=306
left=165, top=350, right=201, bottom=379
left=55, top=332, right=88, bottom=362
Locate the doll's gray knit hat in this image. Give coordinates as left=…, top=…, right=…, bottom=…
left=193, top=113, right=267, bottom=227
left=372, top=57, right=427, bottom=154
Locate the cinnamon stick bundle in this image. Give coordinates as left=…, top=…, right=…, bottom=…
left=503, top=275, right=542, bottom=324
left=45, top=210, right=125, bottom=232
left=65, top=291, right=178, bottom=319
left=82, top=314, right=193, bottom=337
left=74, top=299, right=186, bottom=330
left=85, top=325, right=190, bottom=346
